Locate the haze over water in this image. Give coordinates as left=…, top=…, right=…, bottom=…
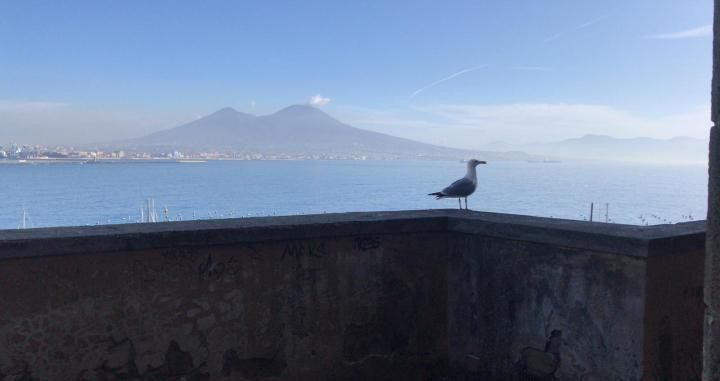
left=0, top=160, right=707, bottom=229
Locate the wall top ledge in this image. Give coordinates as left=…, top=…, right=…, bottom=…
left=0, top=209, right=705, bottom=260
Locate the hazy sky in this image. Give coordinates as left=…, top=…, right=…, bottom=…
left=0, top=0, right=713, bottom=148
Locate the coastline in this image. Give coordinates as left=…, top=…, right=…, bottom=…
left=0, top=158, right=208, bottom=165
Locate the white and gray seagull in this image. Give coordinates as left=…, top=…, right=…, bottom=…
left=428, top=159, right=487, bottom=210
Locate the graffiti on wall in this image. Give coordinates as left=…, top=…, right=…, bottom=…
left=354, top=236, right=381, bottom=252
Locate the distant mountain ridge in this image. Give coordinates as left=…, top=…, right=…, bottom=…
left=483, top=134, right=709, bottom=163
left=111, top=105, right=527, bottom=160
left=104, top=106, right=707, bottom=163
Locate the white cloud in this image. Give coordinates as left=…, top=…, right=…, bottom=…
left=419, top=103, right=709, bottom=142
left=409, top=65, right=486, bottom=99
left=644, top=24, right=712, bottom=40
left=346, top=103, right=711, bottom=149
left=309, top=94, right=331, bottom=107
left=413, top=103, right=654, bottom=144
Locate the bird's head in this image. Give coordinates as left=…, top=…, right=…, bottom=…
left=467, top=159, right=487, bottom=167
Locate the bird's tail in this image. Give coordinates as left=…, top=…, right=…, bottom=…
left=428, top=192, right=444, bottom=199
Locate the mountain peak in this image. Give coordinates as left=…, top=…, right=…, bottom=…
left=273, top=104, right=327, bottom=117
left=198, top=107, right=256, bottom=123
left=126, top=103, right=491, bottom=160
left=211, top=107, right=240, bottom=116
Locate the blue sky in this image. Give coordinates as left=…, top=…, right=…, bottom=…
left=0, top=0, right=713, bottom=147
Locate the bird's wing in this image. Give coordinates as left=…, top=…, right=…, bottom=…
left=441, top=177, right=476, bottom=197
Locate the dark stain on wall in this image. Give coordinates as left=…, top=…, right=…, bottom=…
left=80, top=339, right=210, bottom=380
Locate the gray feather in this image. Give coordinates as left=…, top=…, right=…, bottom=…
left=440, top=177, right=476, bottom=197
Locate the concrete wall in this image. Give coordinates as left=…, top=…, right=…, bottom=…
left=704, top=1, right=720, bottom=380
left=0, top=210, right=705, bottom=380
left=446, top=213, right=705, bottom=381
left=646, top=243, right=705, bottom=380
left=448, top=233, right=646, bottom=380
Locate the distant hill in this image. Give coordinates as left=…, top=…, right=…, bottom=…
left=109, top=105, right=530, bottom=160
left=484, top=134, right=709, bottom=163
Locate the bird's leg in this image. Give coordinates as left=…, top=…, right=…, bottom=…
left=464, top=197, right=468, bottom=210
left=458, top=198, right=462, bottom=210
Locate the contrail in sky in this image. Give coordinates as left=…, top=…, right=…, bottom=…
left=410, top=65, right=487, bottom=99
left=643, top=24, right=712, bottom=40
left=577, top=15, right=607, bottom=29
left=543, top=15, right=607, bottom=43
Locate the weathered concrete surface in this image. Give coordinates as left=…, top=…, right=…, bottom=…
left=707, top=124, right=720, bottom=381
left=446, top=221, right=705, bottom=381
left=0, top=210, right=706, bottom=380
left=0, top=231, right=448, bottom=380
left=448, top=233, right=647, bottom=380
left=705, top=1, right=720, bottom=380
left=646, top=245, right=705, bottom=380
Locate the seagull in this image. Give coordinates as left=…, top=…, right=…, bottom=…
left=428, top=159, right=487, bottom=210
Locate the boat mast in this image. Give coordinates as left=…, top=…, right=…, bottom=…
left=18, top=209, right=27, bottom=229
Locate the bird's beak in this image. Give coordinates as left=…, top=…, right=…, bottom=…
left=478, top=161, right=487, bottom=165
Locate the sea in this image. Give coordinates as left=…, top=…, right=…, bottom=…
left=0, top=159, right=708, bottom=230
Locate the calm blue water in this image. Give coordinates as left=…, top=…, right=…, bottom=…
left=0, top=160, right=708, bottom=229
